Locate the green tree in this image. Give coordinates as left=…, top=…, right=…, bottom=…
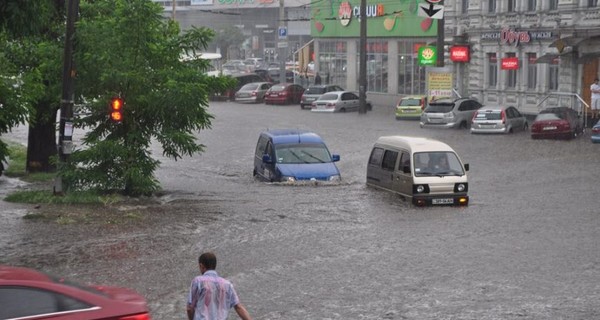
left=0, top=0, right=63, bottom=173
left=212, top=25, right=246, bottom=61
left=59, top=0, right=233, bottom=196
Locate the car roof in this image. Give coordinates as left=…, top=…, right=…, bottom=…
left=478, top=105, right=510, bottom=111
left=374, top=136, right=455, bottom=153
left=540, top=106, right=576, bottom=113
left=0, top=265, right=52, bottom=282
left=262, top=129, right=324, bottom=144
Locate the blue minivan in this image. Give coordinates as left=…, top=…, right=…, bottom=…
left=253, top=129, right=341, bottom=182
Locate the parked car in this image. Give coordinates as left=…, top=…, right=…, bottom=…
left=234, top=82, right=272, bottom=103
left=531, top=107, right=584, bottom=139
left=366, top=136, right=469, bottom=206
left=591, top=119, right=600, bottom=143
left=214, top=73, right=265, bottom=101
left=253, top=129, right=341, bottom=182
left=264, top=83, right=305, bottom=105
left=420, top=97, right=482, bottom=129
left=0, top=264, right=151, bottom=319
left=311, top=91, right=372, bottom=113
left=470, top=105, right=528, bottom=134
left=300, top=84, right=345, bottom=109
left=395, top=96, right=427, bottom=120
left=267, top=68, right=294, bottom=83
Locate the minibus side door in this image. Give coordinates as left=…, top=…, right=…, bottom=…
left=391, top=151, right=413, bottom=197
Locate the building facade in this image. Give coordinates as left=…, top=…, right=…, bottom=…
left=444, top=0, right=600, bottom=115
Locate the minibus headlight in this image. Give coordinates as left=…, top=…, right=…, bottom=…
left=416, top=185, right=425, bottom=193
left=454, top=183, right=468, bottom=192
left=282, top=176, right=296, bottom=182
left=328, top=175, right=341, bottom=182
left=414, top=184, right=430, bottom=194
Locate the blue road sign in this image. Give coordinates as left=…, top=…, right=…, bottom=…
left=278, top=26, right=287, bottom=39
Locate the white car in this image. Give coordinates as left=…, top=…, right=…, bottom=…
left=311, top=91, right=372, bottom=113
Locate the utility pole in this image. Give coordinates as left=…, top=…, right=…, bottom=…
left=279, top=0, right=286, bottom=84
left=172, top=0, right=176, bottom=20
left=358, top=0, right=367, bottom=114
left=436, top=0, right=444, bottom=67
left=55, top=0, right=80, bottom=195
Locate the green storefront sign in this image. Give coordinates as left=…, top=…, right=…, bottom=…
left=418, top=46, right=437, bottom=66
left=311, top=0, right=438, bottom=37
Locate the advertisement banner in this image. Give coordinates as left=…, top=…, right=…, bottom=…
left=450, top=46, right=470, bottom=62
left=311, top=0, right=437, bottom=37
left=501, top=57, right=519, bottom=70
left=427, top=69, right=453, bottom=102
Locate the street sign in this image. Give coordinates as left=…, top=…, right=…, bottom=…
left=278, top=26, right=288, bottom=39
left=277, top=42, right=288, bottom=48
left=418, top=3, right=444, bottom=19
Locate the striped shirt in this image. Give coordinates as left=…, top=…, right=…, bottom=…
left=187, top=270, right=240, bottom=320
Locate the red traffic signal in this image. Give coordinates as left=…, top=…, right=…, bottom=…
left=109, top=97, right=123, bottom=122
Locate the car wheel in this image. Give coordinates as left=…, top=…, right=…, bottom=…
left=300, top=104, right=305, bottom=110
left=459, top=121, right=468, bottom=129
left=367, top=104, right=372, bottom=111
left=340, top=108, right=346, bottom=113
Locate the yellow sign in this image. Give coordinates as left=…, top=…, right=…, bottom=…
left=427, top=72, right=453, bottom=101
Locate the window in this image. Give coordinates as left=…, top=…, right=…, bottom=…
left=548, top=58, right=559, bottom=90
left=488, top=0, right=496, bottom=13
left=319, top=41, right=347, bottom=89
left=589, top=0, right=598, bottom=7
left=527, top=53, right=537, bottom=89
left=398, top=41, right=427, bottom=95
left=488, top=53, right=498, bottom=88
left=527, top=0, right=536, bottom=11
left=461, top=0, right=468, bottom=14
left=0, top=287, right=91, bottom=319
left=368, top=148, right=384, bottom=166
left=381, top=150, right=398, bottom=171
left=507, top=0, right=515, bottom=12
left=549, top=0, right=558, bottom=10
left=358, top=39, right=388, bottom=93
left=506, top=53, right=517, bottom=89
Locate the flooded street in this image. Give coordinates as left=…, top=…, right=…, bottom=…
left=2, top=101, right=600, bottom=319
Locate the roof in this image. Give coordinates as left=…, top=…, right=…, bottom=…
left=374, top=136, right=455, bottom=153
left=262, top=129, right=324, bottom=145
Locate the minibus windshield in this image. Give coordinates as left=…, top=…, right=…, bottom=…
left=414, top=152, right=465, bottom=176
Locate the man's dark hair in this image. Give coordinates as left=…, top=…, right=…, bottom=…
left=199, top=252, right=217, bottom=270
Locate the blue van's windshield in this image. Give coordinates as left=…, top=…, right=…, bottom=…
left=275, top=144, right=332, bottom=164
left=413, top=152, right=464, bottom=176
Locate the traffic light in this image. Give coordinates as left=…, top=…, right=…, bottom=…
left=109, top=97, right=123, bottom=122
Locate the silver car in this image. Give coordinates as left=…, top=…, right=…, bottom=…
left=471, top=105, right=528, bottom=134
left=420, top=97, right=482, bottom=129
left=300, top=85, right=344, bottom=109
left=311, top=91, right=372, bottom=113
left=234, top=82, right=272, bottom=103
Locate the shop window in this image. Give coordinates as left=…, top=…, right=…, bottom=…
left=548, top=59, right=559, bottom=91
left=549, top=0, right=558, bottom=10
left=527, top=0, right=536, bottom=11
left=318, top=41, right=347, bottom=88
left=358, top=39, right=388, bottom=93
left=526, top=53, right=537, bottom=90
left=589, top=0, right=598, bottom=7
left=488, top=53, right=497, bottom=88
left=398, top=40, right=427, bottom=95
left=488, top=0, right=496, bottom=13
left=506, top=53, right=517, bottom=89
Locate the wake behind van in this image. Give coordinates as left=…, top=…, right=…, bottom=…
left=366, top=136, right=469, bottom=206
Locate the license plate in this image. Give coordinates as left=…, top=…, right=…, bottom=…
left=432, top=198, right=454, bottom=205
left=543, top=126, right=557, bottom=131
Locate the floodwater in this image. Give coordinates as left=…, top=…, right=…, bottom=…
left=2, top=101, right=600, bottom=319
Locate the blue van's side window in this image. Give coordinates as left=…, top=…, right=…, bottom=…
left=368, top=147, right=384, bottom=166
left=381, top=150, right=398, bottom=171
left=255, top=136, right=268, bottom=157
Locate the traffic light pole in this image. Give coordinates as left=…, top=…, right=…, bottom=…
left=55, top=0, right=80, bottom=195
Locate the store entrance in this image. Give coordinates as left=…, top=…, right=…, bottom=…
left=582, top=58, right=599, bottom=110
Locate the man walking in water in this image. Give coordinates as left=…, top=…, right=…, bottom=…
left=187, top=252, right=252, bottom=320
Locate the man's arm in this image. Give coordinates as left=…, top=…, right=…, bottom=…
left=186, top=304, right=194, bottom=320
left=234, top=303, right=252, bottom=320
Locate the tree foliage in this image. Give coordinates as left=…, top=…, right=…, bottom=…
left=58, top=0, right=233, bottom=196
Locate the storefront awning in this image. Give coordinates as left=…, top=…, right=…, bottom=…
left=536, top=53, right=560, bottom=64
left=549, top=36, right=585, bottom=48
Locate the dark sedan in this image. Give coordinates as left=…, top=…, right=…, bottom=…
left=531, top=107, right=583, bottom=139
left=0, top=265, right=151, bottom=319
left=264, top=83, right=305, bottom=105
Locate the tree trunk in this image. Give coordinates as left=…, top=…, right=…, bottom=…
left=26, top=106, right=58, bottom=173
